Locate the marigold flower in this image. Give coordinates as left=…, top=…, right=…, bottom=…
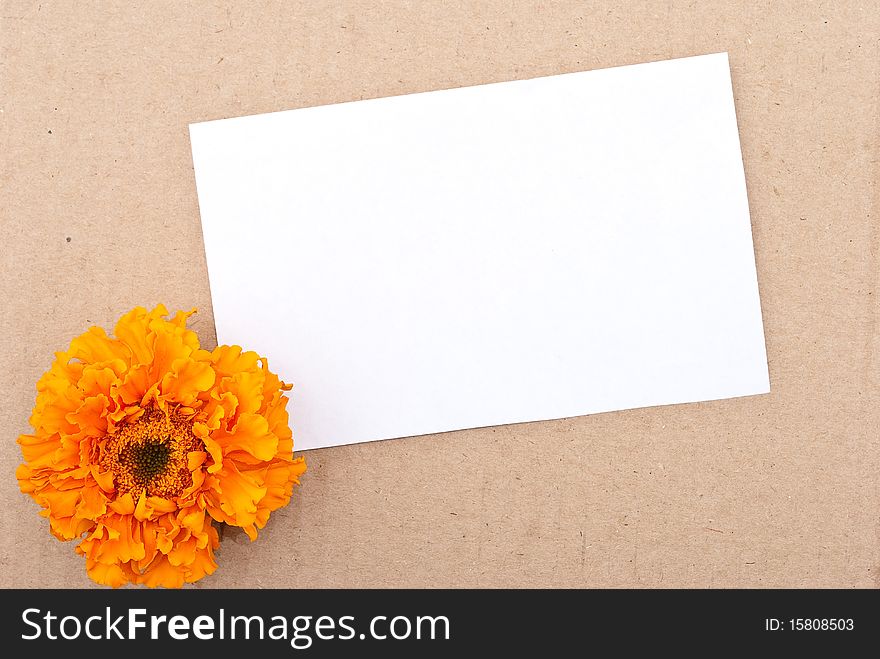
left=17, top=305, right=306, bottom=587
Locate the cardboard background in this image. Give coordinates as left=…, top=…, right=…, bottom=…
left=1, top=1, right=877, bottom=588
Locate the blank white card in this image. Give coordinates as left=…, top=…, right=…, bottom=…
left=190, top=52, right=769, bottom=451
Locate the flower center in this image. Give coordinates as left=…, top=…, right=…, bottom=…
left=120, top=440, right=172, bottom=483
left=102, top=409, right=203, bottom=498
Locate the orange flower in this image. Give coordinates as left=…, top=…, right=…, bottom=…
left=17, top=305, right=306, bottom=587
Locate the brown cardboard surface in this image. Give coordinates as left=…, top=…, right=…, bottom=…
left=1, top=1, right=878, bottom=588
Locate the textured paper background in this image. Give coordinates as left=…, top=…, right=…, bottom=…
left=1, top=1, right=877, bottom=588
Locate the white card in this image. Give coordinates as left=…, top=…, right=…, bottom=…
left=190, top=52, right=769, bottom=451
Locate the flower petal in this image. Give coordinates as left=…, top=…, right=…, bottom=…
left=214, top=412, right=278, bottom=462
left=161, top=357, right=215, bottom=406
